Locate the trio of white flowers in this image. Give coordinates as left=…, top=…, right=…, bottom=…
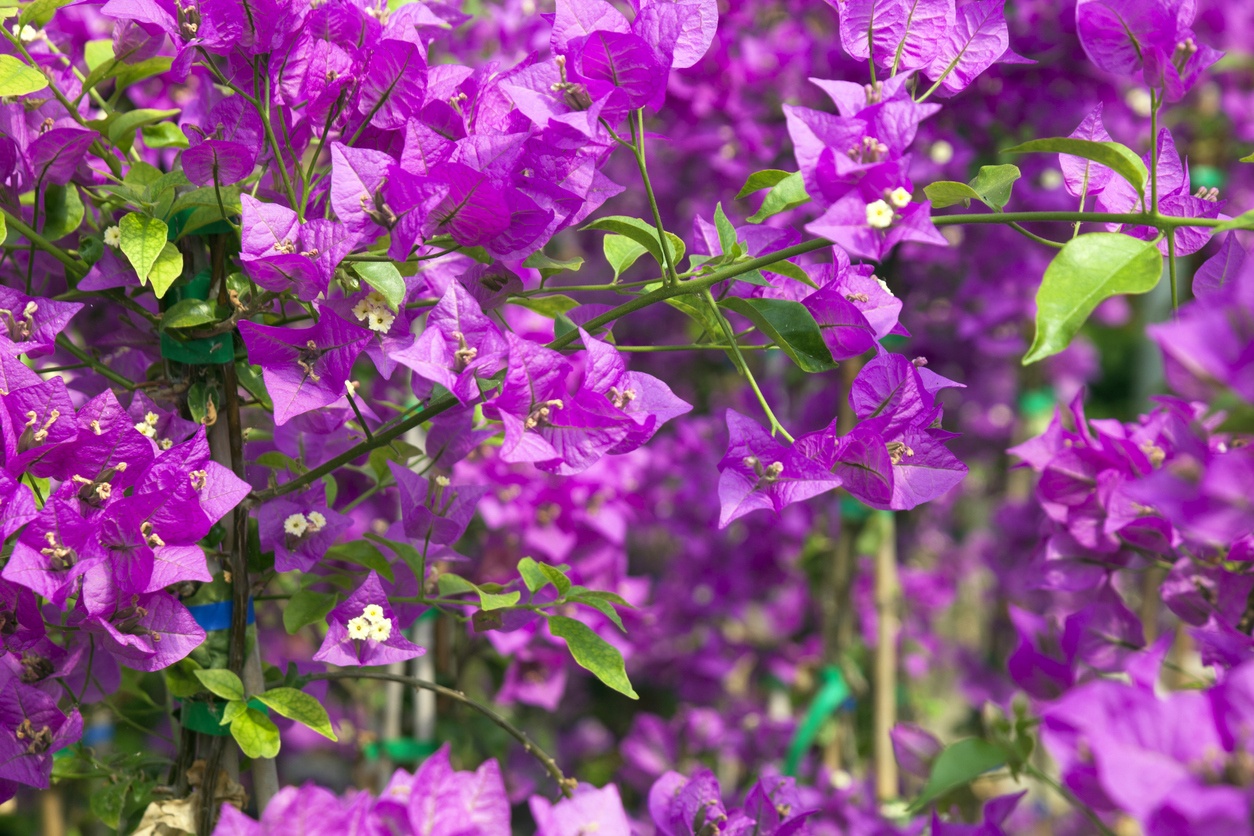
left=347, top=604, right=393, bottom=643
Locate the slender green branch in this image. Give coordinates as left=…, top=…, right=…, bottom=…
left=548, top=238, right=833, bottom=351
left=258, top=61, right=299, bottom=209
left=344, top=387, right=374, bottom=443
left=1007, top=222, right=1064, bottom=249
left=702, top=288, right=795, bottom=442
left=0, top=208, right=84, bottom=276
left=305, top=670, right=576, bottom=798
left=631, top=109, right=680, bottom=286
left=1150, top=89, right=1160, bottom=215
left=1167, top=229, right=1179, bottom=310
left=616, top=343, right=779, bottom=352
left=54, top=335, right=137, bottom=390
left=931, top=210, right=1224, bottom=229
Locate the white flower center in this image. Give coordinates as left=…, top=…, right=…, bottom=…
left=888, top=187, right=911, bottom=209
left=283, top=514, right=309, bottom=536
left=865, top=200, right=894, bottom=229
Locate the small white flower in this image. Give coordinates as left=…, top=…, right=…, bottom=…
left=876, top=277, right=894, bottom=297
left=347, top=616, right=371, bottom=640
left=888, top=187, right=912, bottom=209
left=12, top=24, right=39, bottom=42
left=144, top=411, right=160, bottom=427
left=370, top=618, right=393, bottom=642
left=158, top=438, right=173, bottom=450
left=306, top=510, right=327, bottom=531
left=929, top=140, right=954, bottom=166
left=134, top=421, right=157, bottom=439
left=1040, top=169, right=1064, bottom=191
left=368, top=311, right=395, bottom=333
left=1126, top=88, right=1153, bottom=118
left=865, top=199, right=894, bottom=229
left=362, top=604, right=385, bottom=623
left=103, top=226, right=122, bottom=248
left=435, top=475, right=450, bottom=488
left=283, top=513, right=309, bottom=536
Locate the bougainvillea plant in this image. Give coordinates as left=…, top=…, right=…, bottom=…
left=1, top=0, right=1252, bottom=832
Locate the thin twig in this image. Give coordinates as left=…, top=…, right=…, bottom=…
left=306, top=670, right=576, bottom=798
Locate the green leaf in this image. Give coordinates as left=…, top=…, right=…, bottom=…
left=141, top=121, right=190, bottom=149
left=517, top=557, right=547, bottom=593
left=1241, top=152, right=1254, bottom=163
left=147, top=241, right=183, bottom=299
left=583, top=216, right=684, bottom=270
left=906, top=738, right=1007, bottom=813
left=567, top=591, right=626, bottom=632
left=478, top=589, right=521, bottom=611
left=604, top=234, right=648, bottom=281
left=81, top=54, right=172, bottom=97
left=538, top=562, right=572, bottom=596
left=718, top=297, right=837, bottom=372
left=736, top=169, right=793, bottom=199
left=523, top=251, right=584, bottom=280
left=353, top=262, right=405, bottom=310
left=0, top=54, right=48, bottom=97
left=923, top=181, right=982, bottom=209
left=283, top=590, right=338, bottom=634
left=1024, top=232, right=1163, bottom=365
left=747, top=172, right=810, bottom=223
left=969, top=164, right=1021, bottom=211
left=1004, top=138, right=1148, bottom=203
left=763, top=258, right=819, bottom=289
left=548, top=615, right=638, bottom=699
left=193, top=669, right=246, bottom=701
left=162, top=299, right=221, bottom=330
left=733, top=269, right=772, bottom=287
left=90, top=780, right=129, bottom=829
left=40, top=184, right=84, bottom=242
left=220, top=699, right=248, bottom=725
left=106, top=107, right=181, bottom=151
left=1213, top=210, right=1254, bottom=233
left=437, top=572, right=478, bottom=597
left=0, top=213, right=6, bottom=247
left=230, top=707, right=281, bottom=759
left=511, top=295, right=580, bottom=319
left=326, top=540, right=394, bottom=583
left=165, top=659, right=204, bottom=699
left=118, top=213, right=169, bottom=285
left=21, top=0, right=73, bottom=26
left=437, top=572, right=520, bottom=610
left=713, top=202, right=738, bottom=253
left=256, top=687, right=338, bottom=741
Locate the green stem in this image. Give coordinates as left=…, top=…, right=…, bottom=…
left=306, top=670, right=576, bottom=798
left=702, top=289, right=794, bottom=442
left=345, top=387, right=374, bottom=443
left=1007, top=222, right=1064, bottom=249
left=1167, top=229, right=1179, bottom=310
left=931, top=210, right=1223, bottom=229
left=1150, top=89, right=1160, bottom=216
left=631, top=109, right=679, bottom=286
left=616, top=343, right=779, bottom=352
left=916, top=54, right=960, bottom=102
left=258, top=64, right=299, bottom=210
left=54, top=335, right=137, bottom=390
left=0, top=208, right=83, bottom=276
